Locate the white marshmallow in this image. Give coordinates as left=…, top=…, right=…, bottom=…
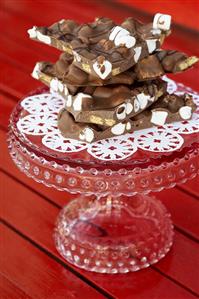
left=79, top=128, right=94, bottom=143
left=134, top=99, right=140, bottom=113
left=58, top=81, right=64, bottom=92
left=59, top=19, right=65, bottom=24
left=151, top=110, right=168, bottom=126
left=66, top=95, right=72, bottom=107
left=111, top=123, right=126, bottom=135
left=37, top=31, right=51, bottom=44
left=146, top=39, right=157, bottom=53
left=137, top=93, right=150, bottom=109
left=179, top=106, right=192, bottom=120
left=134, top=47, right=142, bottom=63
left=126, top=122, right=131, bottom=130
left=50, top=78, right=59, bottom=91
left=153, top=13, right=171, bottom=31
left=64, top=86, right=69, bottom=96
left=151, top=28, right=161, bottom=35
left=109, top=26, right=126, bottom=40
left=27, top=26, right=37, bottom=38
left=93, top=60, right=112, bottom=79
left=116, top=104, right=126, bottom=120
left=31, top=62, right=41, bottom=79
left=114, top=34, right=136, bottom=48
left=109, top=26, right=136, bottom=48
left=73, top=93, right=92, bottom=111
left=126, top=102, right=133, bottom=115
left=73, top=51, right=81, bottom=62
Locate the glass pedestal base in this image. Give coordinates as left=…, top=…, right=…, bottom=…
left=54, top=195, right=174, bottom=273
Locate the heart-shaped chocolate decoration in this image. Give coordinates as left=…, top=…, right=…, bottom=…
left=93, top=60, right=112, bottom=79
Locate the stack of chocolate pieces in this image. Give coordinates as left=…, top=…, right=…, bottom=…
left=28, top=13, right=198, bottom=143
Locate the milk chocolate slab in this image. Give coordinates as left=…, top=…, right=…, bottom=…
left=58, top=109, right=133, bottom=142
left=32, top=62, right=167, bottom=126
left=58, top=93, right=196, bottom=143
left=28, top=13, right=171, bottom=79
left=130, top=93, right=196, bottom=130
left=135, top=50, right=199, bottom=81
left=40, top=53, right=136, bottom=86
left=64, top=80, right=166, bottom=126
left=32, top=48, right=198, bottom=88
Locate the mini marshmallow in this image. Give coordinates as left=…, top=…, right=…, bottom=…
left=73, top=51, right=81, bottom=62
left=153, top=13, right=171, bottom=31
left=27, top=26, right=37, bottom=39
left=109, top=26, right=128, bottom=41
left=179, top=106, right=192, bottom=120
left=59, top=19, right=65, bottom=24
left=151, top=28, right=161, bottom=35
left=58, top=81, right=64, bottom=92
left=111, top=123, right=126, bottom=135
left=66, top=95, right=72, bottom=107
left=64, top=86, right=69, bottom=96
left=31, top=62, right=41, bottom=79
left=134, top=47, right=142, bottom=63
left=50, top=78, right=59, bottom=91
left=116, top=104, right=127, bottom=120
left=114, top=34, right=136, bottom=48
left=126, top=122, right=131, bottom=131
left=146, top=39, right=157, bottom=54
left=134, top=99, right=140, bottom=113
left=151, top=110, right=168, bottom=126
left=37, top=31, right=51, bottom=44
left=137, top=93, right=150, bottom=109
left=93, top=60, right=112, bottom=79
left=109, top=26, right=136, bottom=48
left=126, top=102, right=133, bottom=115
left=73, top=93, right=92, bottom=111
left=79, top=128, right=94, bottom=143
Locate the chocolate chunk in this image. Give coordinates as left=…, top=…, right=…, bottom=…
left=134, top=50, right=198, bottom=81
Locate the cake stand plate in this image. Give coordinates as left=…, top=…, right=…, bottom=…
left=8, top=78, right=199, bottom=273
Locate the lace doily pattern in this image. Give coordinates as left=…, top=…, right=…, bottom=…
left=42, top=132, right=87, bottom=152
left=17, top=77, right=199, bottom=161
left=87, top=137, right=137, bottom=161
left=134, top=128, right=184, bottom=152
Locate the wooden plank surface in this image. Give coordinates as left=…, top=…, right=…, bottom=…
left=0, top=225, right=107, bottom=299
left=0, top=274, right=32, bottom=299
left=1, top=1, right=199, bottom=298
left=1, top=171, right=198, bottom=299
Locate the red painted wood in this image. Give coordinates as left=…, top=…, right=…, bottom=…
left=0, top=225, right=106, bottom=299
left=1, top=172, right=197, bottom=299
left=155, top=188, right=199, bottom=241
left=1, top=1, right=199, bottom=298
left=117, top=0, right=199, bottom=30
left=0, top=274, right=32, bottom=299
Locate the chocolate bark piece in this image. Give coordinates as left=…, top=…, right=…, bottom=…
left=58, top=109, right=133, bottom=142
left=32, top=48, right=198, bottom=88
left=28, top=14, right=171, bottom=79
left=64, top=80, right=167, bottom=126
left=134, top=50, right=199, bottom=81
left=31, top=63, right=167, bottom=126
left=42, top=53, right=136, bottom=86
left=130, top=93, right=196, bottom=130
left=58, top=93, right=196, bottom=143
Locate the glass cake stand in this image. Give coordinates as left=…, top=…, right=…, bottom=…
left=8, top=85, right=199, bottom=274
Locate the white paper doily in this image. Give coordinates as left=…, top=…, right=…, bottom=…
left=17, top=77, right=199, bottom=161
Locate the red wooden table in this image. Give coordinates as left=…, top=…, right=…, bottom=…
left=0, top=1, right=199, bottom=298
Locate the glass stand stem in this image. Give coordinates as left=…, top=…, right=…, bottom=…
left=54, top=194, right=174, bottom=273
